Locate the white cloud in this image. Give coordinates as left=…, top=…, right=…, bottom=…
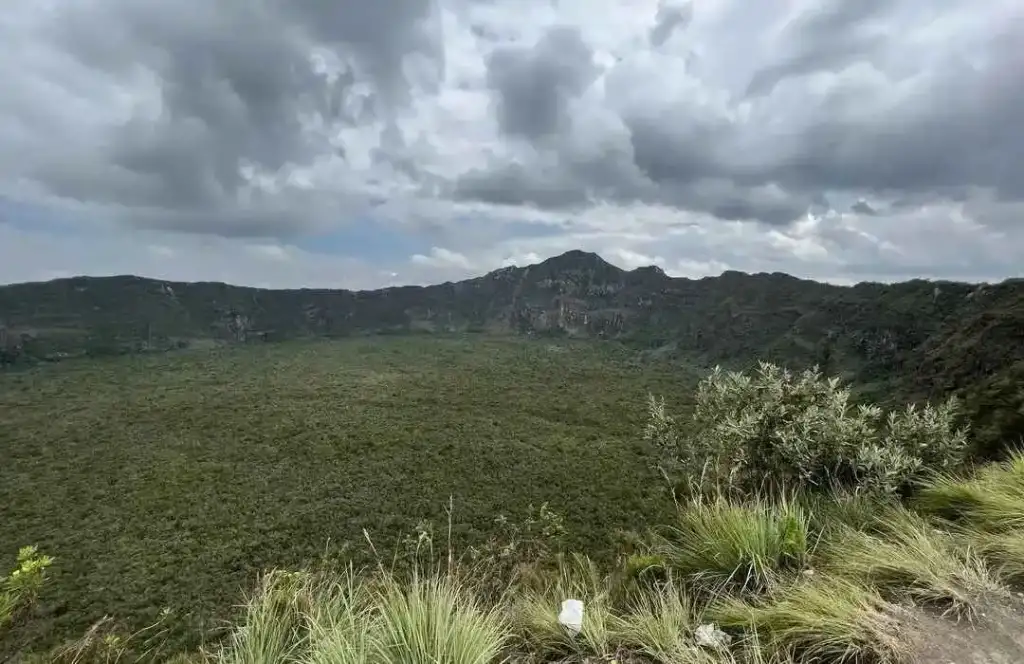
left=410, top=247, right=473, bottom=270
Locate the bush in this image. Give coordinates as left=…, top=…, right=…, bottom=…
left=1, top=546, right=54, bottom=630
left=646, top=362, right=968, bottom=498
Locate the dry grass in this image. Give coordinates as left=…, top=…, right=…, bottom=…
left=820, top=508, right=1000, bottom=618
left=916, top=451, right=1024, bottom=533
left=709, top=575, right=907, bottom=664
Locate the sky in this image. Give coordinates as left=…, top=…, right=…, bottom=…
left=1, top=0, right=1022, bottom=289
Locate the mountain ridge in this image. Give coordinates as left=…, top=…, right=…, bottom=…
left=2, top=249, right=1023, bottom=456
left=7, top=247, right=1015, bottom=292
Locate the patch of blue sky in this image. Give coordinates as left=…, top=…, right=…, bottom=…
left=295, top=216, right=564, bottom=261
left=0, top=197, right=83, bottom=235
left=294, top=222, right=429, bottom=261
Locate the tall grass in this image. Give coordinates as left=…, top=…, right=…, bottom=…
left=651, top=494, right=811, bottom=594
left=820, top=509, right=999, bottom=618
left=915, top=451, right=1024, bottom=590
left=371, top=572, right=510, bottom=664
left=977, top=530, right=1024, bottom=585
left=916, top=451, right=1024, bottom=532
left=710, top=575, right=906, bottom=664
left=610, top=583, right=720, bottom=664
left=512, top=553, right=616, bottom=659
left=212, top=567, right=511, bottom=664
left=299, top=572, right=374, bottom=664
left=216, top=571, right=313, bottom=664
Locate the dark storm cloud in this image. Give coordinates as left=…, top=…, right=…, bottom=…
left=769, top=28, right=1024, bottom=202
left=17, top=0, right=443, bottom=236
left=624, top=112, right=726, bottom=186
left=486, top=26, right=598, bottom=140
left=851, top=201, right=878, bottom=216
left=457, top=64, right=816, bottom=226
left=453, top=162, right=587, bottom=209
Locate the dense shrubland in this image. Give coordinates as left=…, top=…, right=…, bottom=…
left=7, top=361, right=1024, bottom=663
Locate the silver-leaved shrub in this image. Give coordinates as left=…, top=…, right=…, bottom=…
left=645, top=362, right=968, bottom=498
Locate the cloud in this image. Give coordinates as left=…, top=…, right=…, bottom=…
left=486, top=25, right=599, bottom=140
left=410, top=246, right=473, bottom=271
left=650, top=1, right=694, bottom=48
left=849, top=201, right=875, bottom=216
left=0, top=0, right=1022, bottom=288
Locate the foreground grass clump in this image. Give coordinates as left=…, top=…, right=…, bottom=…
left=217, top=568, right=511, bottom=664
left=978, top=531, right=1024, bottom=585
left=612, top=583, right=706, bottom=662
left=916, top=451, right=1024, bottom=532
left=711, top=575, right=906, bottom=664
left=916, top=452, right=1024, bottom=586
left=650, top=495, right=810, bottom=594
left=821, top=509, right=999, bottom=617
left=513, top=553, right=618, bottom=660
left=0, top=547, right=53, bottom=630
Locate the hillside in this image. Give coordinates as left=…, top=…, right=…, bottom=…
left=3, top=256, right=1024, bottom=661
left=2, top=249, right=1023, bottom=452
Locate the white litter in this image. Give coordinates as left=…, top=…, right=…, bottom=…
left=558, top=599, right=584, bottom=637
left=694, top=623, right=731, bottom=650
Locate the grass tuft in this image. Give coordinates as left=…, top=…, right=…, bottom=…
left=652, top=494, right=811, bottom=594
left=212, top=566, right=510, bottom=664
left=710, top=574, right=906, bottom=664
left=371, top=571, right=511, bottom=664
left=821, top=508, right=999, bottom=618
left=974, top=529, right=1024, bottom=587
left=299, top=571, right=374, bottom=664
left=610, top=583, right=720, bottom=664
left=215, top=570, right=312, bottom=664
left=916, top=451, right=1024, bottom=532
left=513, top=553, right=617, bottom=659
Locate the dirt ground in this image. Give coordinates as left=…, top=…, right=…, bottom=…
left=908, top=594, right=1024, bottom=664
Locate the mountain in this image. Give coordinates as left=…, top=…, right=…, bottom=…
left=2, top=250, right=1022, bottom=455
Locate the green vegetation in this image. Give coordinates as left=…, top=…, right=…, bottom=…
left=2, top=253, right=1023, bottom=456
left=1, top=547, right=54, bottom=630
left=649, top=496, right=810, bottom=595
left=0, top=337, right=694, bottom=657
left=4, top=335, right=1024, bottom=662
left=646, top=362, right=967, bottom=498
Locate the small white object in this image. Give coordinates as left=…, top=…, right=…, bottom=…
left=558, top=599, right=584, bottom=637
left=694, top=623, right=731, bottom=650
